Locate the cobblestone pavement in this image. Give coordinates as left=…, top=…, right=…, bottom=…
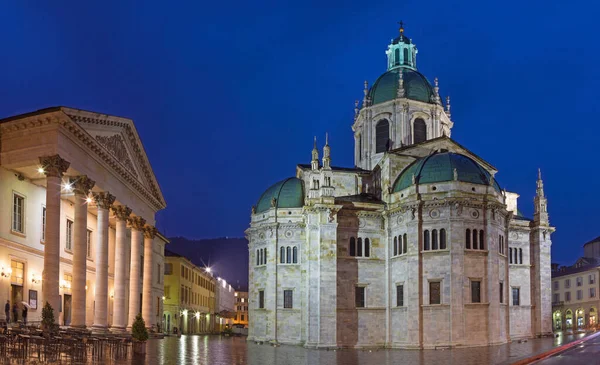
left=122, top=332, right=590, bottom=365
left=536, top=331, right=600, bottom=365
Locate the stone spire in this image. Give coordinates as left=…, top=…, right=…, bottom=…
left=323, top=133, right=331, bottom=170
left=446, top=95, right=451, bottom=119
left=311, top=136, right=319, bottom=171
left=534, top=168, right=549, bottom=225
left=362, top=80, right=370, bottom=107
left=354, top=100, right=359, bottom=121
left=396, top=70, right=405, bottom=98
left=434, top=77, right=441, bottom=104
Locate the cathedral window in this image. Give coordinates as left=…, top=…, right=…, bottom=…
left=403, top=233, right=407, bottom=253
left=519, top=248, right=523, bottom=264
left=432, top=229, right=438, bottom=250
left=284, top=290, right=293, bottom=308
left=355, top=286, right=366, bottom=308
left=375, top=119, right=390, bottom=153
left=423, top=230, right=430, bottom=250
left=364, top=238, right=370, bottom=257
left=403, top=48, right=409, bottom=65
left=286, top=247, right=292, bottom=264
left=440, top=229, right=447, bottom=249
left=472, top=229, right=478, bottom=250
left=293, top=246, right=298, bottom=263
left=471, top=280, right=481, bottom=303
left=280, top=247, right=285, bottom=264
left=396, top=284, right=404, bottom=307
left=350, top=237, right=356, bottom=256
left=357, top=238, right=363, bottom=256
left=500, top=282, right=504, bottom=303
left=393, top=236, right=398, bottom=256
left=414, top=118, right=427, bottom=144
left=259, top=290, right=265, bottom=309
left=429, top=281, right=441, bottom=305
left=466, top=229, right=471, bottom=249
left=394, top=48, right=400, bottom=66
left=512, top=287, right=520, bottom=306
left=479, top=230, right=485, bottom=250
left=509, top=248, right=513, bottom=263
left=256, top=249, right=260, bottom=266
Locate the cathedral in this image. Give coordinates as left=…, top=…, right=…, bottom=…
left=246, top=25, right=553, bottom=349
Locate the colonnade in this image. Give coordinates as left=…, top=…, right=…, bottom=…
left=39, top=154, right=158, bottom=332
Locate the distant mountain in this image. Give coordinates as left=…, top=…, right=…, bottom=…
left=167, top=237, right=249, bottom=291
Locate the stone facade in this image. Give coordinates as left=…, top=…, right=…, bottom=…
left=246, top=27, right=553, bottom=349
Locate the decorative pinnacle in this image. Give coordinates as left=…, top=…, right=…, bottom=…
left=398, top=20, right=404, bottom=34
left=354, top=100, right=359, bottom=120
left=433, top=77, right=441, bottom=104
left=325, top=132, right=329, bottom=146
left=446, top=95, right=451, bottom=118
left=313, top=136, right=317, bottom=149
left=538, top=168, right=542, bottom=180
left=362, top=80, right=369, bottom=107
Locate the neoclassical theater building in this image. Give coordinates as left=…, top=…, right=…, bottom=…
left=247, top=26, right=554, bottom=348
left=0, top=107, right=167, bottom=331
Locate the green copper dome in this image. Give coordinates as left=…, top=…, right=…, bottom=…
left=392, top=152, right=501, bottom=193
left=368, top=67, right=435, bottom=105
left=255, top=177, right=304, bottom=214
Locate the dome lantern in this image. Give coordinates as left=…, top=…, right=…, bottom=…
left=386, top=21, right=418, bottom=71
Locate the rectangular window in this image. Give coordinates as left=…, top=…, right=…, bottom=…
left=577, top=290, right=583, bottom=300
left=64, top=273, right=72, bottom=291
left=11, top=260, right=24, bottom=285
left=355, top=287, right=365, bottom=308
left=553, top=281, right=559, bottom=290
left=241, top=314, right=245, bottom=321
left=553, top=293, right=559, bottom=303
left=396, top=284, right=404, bottom=307
left=165, top=263, right=173, bottom=275
left=157, top=264, right=161, bottom=284
left=429, top=281, right=441, bottom=305
left=565, top=279, right=570, bottom=288
left=283, top=290, right=293, bottom=308
left=86, top=229, right=92, bottom=258
left=500, top=282, right=504, bottom=303
left=512, top=287, right=520, bottom=306
left=181, top=265, right=184, bottom=276
left=471, top=280, right=481, bottom=303
left=66, top=219, right=73, bottom=251
left=12, top=193, right=25, bottom=233
left=577, top=277, right=583, bottom=287
left=565, top=291, right=571, bottom=301
left=590, top=274, right=596, bottom=285
left=259, top=290, right=265, bottom=309
left=41, top=206, right=46, bottom=242
left=591, top=288, right=596, bottom=298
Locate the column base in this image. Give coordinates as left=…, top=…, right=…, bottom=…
left=69, top=324, right=87, bottom=329
left=110, top=326, right=127, bottom=333
left=91, top=325, right=109, bottom=334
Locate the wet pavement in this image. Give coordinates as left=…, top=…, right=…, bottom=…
left=536, top=332, right=600, bottom=365
left=123, top=331, right=591, bottom=365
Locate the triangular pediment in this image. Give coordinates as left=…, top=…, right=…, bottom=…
left=60, top=107, right=166, bottom=209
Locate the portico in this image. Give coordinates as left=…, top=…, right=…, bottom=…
left=0, top=107, right=168, bottom=330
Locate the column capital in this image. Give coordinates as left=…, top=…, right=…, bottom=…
left=39, top=154, right=70, bottom=177
left=70, top=175, right=95, bottom=196
left=112, top=205, right=132, bottom=221
left=143, top=225, right=158, bottom=239
left=93, top=192, right=116, bottom=210
left=128, top=216, right=146, bottom=231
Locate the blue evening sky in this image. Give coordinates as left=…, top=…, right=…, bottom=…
left=1, top=1, right=598, bottom=265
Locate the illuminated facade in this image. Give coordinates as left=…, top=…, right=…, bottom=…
left=233, top=291, right=249, bottom=327
left=247, top=26, right=553, bottom=348
left=215, top=276, right=235, bottom=332
left=0, top=107, right=167, bottom=331
left=163, top=250, right=216, bottom=334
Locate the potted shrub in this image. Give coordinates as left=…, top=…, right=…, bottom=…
left=41, top=302, right=56, bottom=337
left=132, top=313, right=149, bottom=355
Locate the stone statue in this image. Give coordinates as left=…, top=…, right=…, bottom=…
left=251, top=205, right=256, bottom=214
left=270, top=197, right=277, bottom=208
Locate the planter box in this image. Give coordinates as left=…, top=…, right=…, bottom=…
left=133, top=341, right=147, bottom=355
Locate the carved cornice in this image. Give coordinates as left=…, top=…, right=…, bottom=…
left=39, top=154, right=70, bottom=178
left=128, top=216, right=147, bottom=231
left=143, top=225, right=158, bottom=239
left=93, top=191, right=116, bottom=210
left=70, top=175, right=95, bottom=196
left=112, top=205, right=132, bottom=221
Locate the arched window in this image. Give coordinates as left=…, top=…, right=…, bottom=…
left=280, top=246, right=285, bottom=264
left=432, top=229, right=438, bottom=250
left=256, top=249, right=260, bottom=266
left=398, top=235, right=403, bottom=255
left=479, top=230, right=485, bottom=250
left=394, top=48, right=400, bottom=66
left=466, top=229, right=471, bottom=249
left=365, top=238, right=370, bottom=257
left=514, top=248, right=518, bottom=264
left=394, top=236, right=398, bottom=256
left=519, top=248, right=523, bottom=264
left=424, top=230, right=430, bottom=250
left=403, top=234, right=407, bottom=254
left=472, top=229, right=478, bottom=250
left=286, top=247, right=292, bottom=264
left=350, top=237, right=356, bottom=257
left=376, top=120, right=390, bottom=153
left=509, top=248, right=513, bottom=263
left=403, top=48, right=409, bottom=65
left=440, top=229, right=447, bottom=249
left=414, top=118, right=427, bottom=144
left=357, top=238, right=363, bottom=257
left=263, top=248, right=267, bottom=265
left=293, top=246, right=298, bottom=263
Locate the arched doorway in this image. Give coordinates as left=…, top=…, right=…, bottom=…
left=553, top=311, right=562, bottom=331
left=590, top=307, right=597, bottom=327
left=576, top=308, right=585, bottom=329
left=566, top=309, right=573, bottom=329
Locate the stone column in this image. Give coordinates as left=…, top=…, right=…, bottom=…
left=111, top=205, right=132, bottom=332
left=142, top=226, right=157, bottom=329
left=70, top=176, right=95, bottom=328
left=92, top=192, right=115, bottom=332
left=127, top=217, right=146, bottom=328
left=39, top=155, right=70, bottom=320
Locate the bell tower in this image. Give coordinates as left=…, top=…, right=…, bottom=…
left=352, top=23, right=453, bottom=170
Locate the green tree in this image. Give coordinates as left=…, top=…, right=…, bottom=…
left=132, top=313, right=149, bottom=342
left=41, top=302, right=56, bottom=333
